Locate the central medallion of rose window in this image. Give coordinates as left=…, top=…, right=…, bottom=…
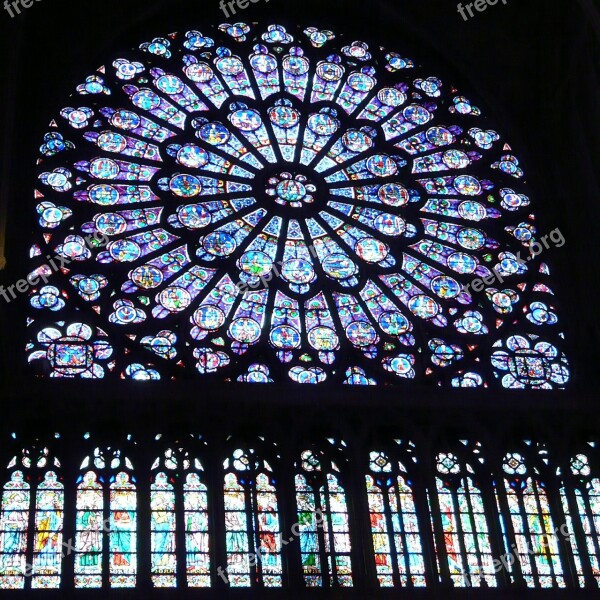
left=266, top=172, right=316, bottom=208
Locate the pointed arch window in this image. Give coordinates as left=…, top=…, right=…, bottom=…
left=498, top=449, right=566, bottom=588
left=74, top=446, right=136, bottom=588
left=0, top=446, right=63, bottom=590
left=294, top=445, right=353, bottom=587
left=223, top=447, right=282, bottom=587
left=366, top=446, right=426, bottom=587
left=150, top=445, right=210, bottom=588
left=150, top=471, right=176, bottom=587
left=434, top=449, right=497, bottom=587
left=560, top=451, right=600, bottom=586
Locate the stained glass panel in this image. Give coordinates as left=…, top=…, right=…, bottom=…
left=223, top=449, right=282, bottom=587
left=184, top=472, right=210, bottom=587
left=32, top=472, right=64, bottom=589
left=502, top=452, right=565, bottom=588
left=435, top=452, right=496, bottom=587
left=0, top=472, right=30, bottom=589
left=366, top=451, right=426, bottom=587
left=75, top=471, right=103, bottom=588
left=27, top=22, right=569, bottom=388
left=295, top=450, right=353, bottom=587
left=150, top=472, right=176, bottom=587
left=563, top=454, right=600, bottom=586
left=109, top=472, right=137, bottom=587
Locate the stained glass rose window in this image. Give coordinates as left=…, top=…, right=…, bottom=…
left=27, top=23, right=569, bottom=388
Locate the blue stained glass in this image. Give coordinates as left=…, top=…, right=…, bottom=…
left=0, top=472, right=30, bottom=590
left=28, top=22, right=569, bottom=389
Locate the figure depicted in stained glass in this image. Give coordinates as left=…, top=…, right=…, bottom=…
left=78, top=512, right=101, bottom=564
left=0, top=472, right=29, bottom=574
left=366, top=449, right=427, bottom=587
left=111, top=475, right=135, bottom=569
left=501, top=450, right=566, bottom=588
left=152, top=495, right=174, bottom=567
left=33, top=472, right=63, bottom=574
left=223, top=449, right=282, bottom=587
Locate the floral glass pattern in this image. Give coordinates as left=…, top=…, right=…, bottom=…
left=27, top=22, right=569, bottom=387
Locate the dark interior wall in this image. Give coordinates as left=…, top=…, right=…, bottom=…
left=0, top=0, right=598, bottom=429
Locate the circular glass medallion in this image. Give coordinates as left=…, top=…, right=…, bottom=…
left=131, top=265, right=163, bottom=289
left=230, top=109, right=261, bottom=131
left=229, top=317, right=261, bottom=343
left=96, top=213, right=126, bottom=236
left=270, top=325, right=301, bottom=349
left=194, top=305, right=225, bottom=330
left=322, top=254, right=357, bottom=279
left=346, top=321, right=377, bottom=347
left=378, top=183, right=409, bottom=207
left=199, top=123, right=230, bottom=145
left=308, top=326, right=339, bottom=351
left=177, top=145, right=209, bottom=168
left=204, top=232, right=236, bottom=257
left=109, top=239, right=141, bottom=262
left=373, top=213, right=406, bottom=236
left=170, top=174, right=201, bottom=197
left=239, top=251, right=272, bottom=277
left=97, top=131, right=127, bottom=153
left=158, top=287, right=192, bottom=311
left=408, top=295, right=439, bottom=319
left=89, top=184, right=119, bottom=206
left=90, top=158, right=119, bottom=179
left=366, top=154, right=397, bottom=177
left=379, top=311, right=410, bottom=336
left=178, top=204, right=211, bottom=228
left=431, top=275, right=461, bottom=299
left=281, top=259, right=315, bottom=284
left=355, top=238, right=388, bottom=263
left=448, top=252, right=477, bottom=274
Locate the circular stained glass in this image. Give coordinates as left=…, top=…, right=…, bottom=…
left=158, top=287, right=192, bottom=311
left=308, top=326, right=339, bottom=351
left=28, top=22, right=569, bottom=388
left=131, top=265, right=164, bottom=289
left=322, top=254, right=357, bottom=279
left=346, top=322, right=377, bottom=347
left=96, top=213, right=127, bottom=235
left=270, top=325, right=301, bottom=349
left=281, top=259, right=315, bottom=284
left=193, top=305, right=225, bottom=330
left=239, top=251, right=273, bottom=276
left=379, top=312, right=409, bottom=337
